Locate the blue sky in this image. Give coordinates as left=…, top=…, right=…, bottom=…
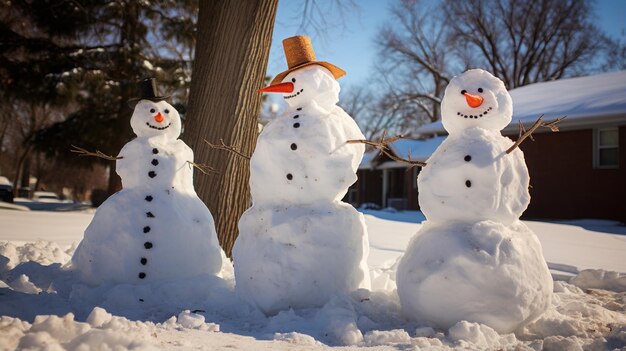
left=265, top=0, right=626, bottom=91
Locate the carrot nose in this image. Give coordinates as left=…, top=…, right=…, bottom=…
left=258, top=82, right=294, bottom=93
left=464, top=92, right=484, bottom=108
left=154, top=112, right=164, bottom=123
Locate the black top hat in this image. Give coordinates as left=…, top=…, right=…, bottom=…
left=127, top=78, right=170, bottom=107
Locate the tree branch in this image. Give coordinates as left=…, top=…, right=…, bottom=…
left=204, top=139, right=251, bottom=160
left=187, top=161, right=217, bottom=175
left=506, top=115, right=566, bottom=154
left=347, top=131, right=427, bottom=167
left=70, top=145, right=122, bottom=160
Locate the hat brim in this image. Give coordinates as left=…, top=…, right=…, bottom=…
left=127, top=95, right=170, bottom=108
left=270, top=61, right=346, bottom=85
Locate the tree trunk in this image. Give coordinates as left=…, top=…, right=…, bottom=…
left=20, top=156, right=30, bottom=192
left=183, top=0, right=278, bottom=257
left=107, top=1, right=139, bottom=196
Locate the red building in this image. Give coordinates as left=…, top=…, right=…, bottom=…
left=352, top=71, right=626, bottom=223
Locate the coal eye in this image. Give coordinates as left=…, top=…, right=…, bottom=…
left=291, top=78, right=296, bottom=83
left=478, top=88, right=483, bottom=93
left=164, top=109, right=170, bottom=114
left=150, top=108, right=156, bottom=113
left=460, top=90, right=467, bottom=95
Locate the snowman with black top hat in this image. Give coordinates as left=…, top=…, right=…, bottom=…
left=72, top=78, right=228, bottom=286
left=232, top=36, right=371, bottom=315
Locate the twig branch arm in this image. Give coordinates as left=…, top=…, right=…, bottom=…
left=70, top=145, right=123, bottom=160
left=347, top=132, right=427, bottom=167
left=204, top=139, right=251, bottom=160
left=506, top=116, right=544, bottom=154
left=187, top=161, right=217, bottom=175
left=506, top=115, right=565, bottom=154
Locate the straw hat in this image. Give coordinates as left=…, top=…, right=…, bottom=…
left=270, top=35, right=346, bottom=85
left=127, top=78, right=170, bottom=107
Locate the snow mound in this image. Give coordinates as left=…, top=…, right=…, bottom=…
left=7, top=274, right=41, bottom=294
left=273, top=332, right=321, bottom=346
left=176, top=310, right=219, bottom=331
left=1, top=263, right=625, bottom=349
left=3, top=309, right=157, bottom=351
left=448, top=321, right=517, bottom=349
left=363, top=329, right=411, bottom=346
left=0, top=241, right=71, bottom=272
left=570, top=269, right=626, bottom=292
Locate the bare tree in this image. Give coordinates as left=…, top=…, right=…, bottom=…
left=341, top=84, right=419, bottom=139
left=377, top=0, right=452, bottom=124
left=372, top=0, right=621, bottom=130
left=0, top=101, right=64, bottom=190
left=183, top=1, right=278, bottom=257
left=445, top=0, right=612, bottom=88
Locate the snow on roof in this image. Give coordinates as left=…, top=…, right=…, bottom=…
left=389, top=137, right=446, bottom=161
left=0, top=176, right=11, bottom=186
left=417, top=70, right=626, bottom=134
left=359, top=136, right=445, bottom=169
left=359, top=150, right=379, bottom=169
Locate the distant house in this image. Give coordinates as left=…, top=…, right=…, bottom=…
left=350, top=137, right=443, bottom=211
left=351, top=71, right=626, bottom=222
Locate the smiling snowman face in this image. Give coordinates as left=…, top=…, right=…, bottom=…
left=130, top=100, right=181, bottom=139
left=441, top=69, right=512, bottom=135
left=281, top=65, right=340, bottom=111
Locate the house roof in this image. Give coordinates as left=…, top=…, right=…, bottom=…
left=358, top=136, right=446, bottom=169
left=417, top=70, right=626, bottom=135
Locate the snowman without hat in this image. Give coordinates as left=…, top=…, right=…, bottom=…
left=71, top=78, right=228, bottom=286
left=233, top=36, right=371, bottom=316
left=396, top=69, right=552, bottom=334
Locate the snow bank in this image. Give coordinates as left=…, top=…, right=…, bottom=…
left=570, top=269, right=626, bottom=292
left=0, top=241, right=71, bottom=272
left=1, top=309, right=157, bottom=351
left=1, top=241, right=625, bottom=349
left=1, top=209, right=625, bottom=350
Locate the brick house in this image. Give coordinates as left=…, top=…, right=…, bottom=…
left=352, top=71, right=626, bottom=222
left=351, top=138, right=442, bottom=211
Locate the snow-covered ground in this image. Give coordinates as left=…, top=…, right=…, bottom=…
left=1, top=208, right=625, bottom=350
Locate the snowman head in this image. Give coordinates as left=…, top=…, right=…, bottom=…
left=282, top=65, right=340, bottom=110
left=259, top=65, right=340, bottom=112
left=441, top=69, right=512, bottom=135
left=130, top=100, right=181, bottom=139
left=259, top=36, right=345, bottom=112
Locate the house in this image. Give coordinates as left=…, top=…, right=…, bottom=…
left=351, top=70, right=626, bottom=222
left=350, top=137, right=443, bottom=210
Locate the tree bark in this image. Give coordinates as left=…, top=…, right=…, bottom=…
left=107, top=1, right=140, bottom=196
left=183, top=1, right=278, bottom=256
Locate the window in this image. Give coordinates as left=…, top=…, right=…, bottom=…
left=594, top=128, right=619, bottom=168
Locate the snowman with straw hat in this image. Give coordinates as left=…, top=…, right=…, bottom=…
left=233, top=35, right=371, bottom=318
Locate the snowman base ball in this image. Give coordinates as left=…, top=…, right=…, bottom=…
left=72, top=186, right=226, bottom=285
left=396, top=220, right=552, bottom=334
left=233, top=203, right=371, bottom=315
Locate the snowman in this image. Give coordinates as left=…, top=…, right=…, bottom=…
left=232, top=36, right=370, bottom=315
left=72, top=78, right=228, bottom=286
left=396, top=69, right=552, bottom=334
